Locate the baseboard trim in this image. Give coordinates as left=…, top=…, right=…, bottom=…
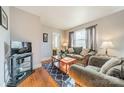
left=33, top=63, right=42, bottom=70
left=0, top=83, right=6, bottom=87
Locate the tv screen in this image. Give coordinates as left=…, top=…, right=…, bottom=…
left=11, top=41, right=32, bottom=55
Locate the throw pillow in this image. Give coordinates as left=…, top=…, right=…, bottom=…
left=121, top=62, right=124, bottom=79
left=88, top=51, right=96, bottom=56
left=100, top=57, right=121, bottom=74
left=80, top=48, right=89, bottom=56
left=68, top=48, right=74, bottom=54
left=106, top=65, right=121, bottom=79
left=73, top=47, right=82, bottom=54
left=96, top=49, right=105, bottom=56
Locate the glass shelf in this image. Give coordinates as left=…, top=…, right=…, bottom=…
left=7, top=53, right=33, bottom=87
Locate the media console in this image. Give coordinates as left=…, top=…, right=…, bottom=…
left=7, top=53, right=33, bottom=87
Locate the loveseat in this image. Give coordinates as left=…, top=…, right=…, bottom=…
left=66, top=47, right=96, bottom=65
left=69, top=56, right=124, bottom=87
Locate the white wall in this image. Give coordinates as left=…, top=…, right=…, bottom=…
left=64, top=10, right=124, bottom=57
left=0, top=6, right=10, bottom=86
left=41, top=25, right=63, bottom=60
left=10, top=7, right=42, bottom=69
left=10, top=7, right=62, bottom=69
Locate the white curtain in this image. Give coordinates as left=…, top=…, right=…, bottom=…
left=52, top=32, right=60, bottom=49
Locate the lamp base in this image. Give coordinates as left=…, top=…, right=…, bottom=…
left=105, top=49, right=110, bottom=57
left=105, top=49, right=108, bottom=55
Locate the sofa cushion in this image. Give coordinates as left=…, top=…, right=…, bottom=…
left=88, top=56, right=110, bottom=68
left=73, top=47, right=82, bottom=54
left=100, top=57, right=121, bottom=74
left=67, top=54, right=84, bottom=60
left=86, top=65, right=100, bottom=72
left=66, top=54, right=74, bottom=57
left=73, top=54, right=84, bottom=60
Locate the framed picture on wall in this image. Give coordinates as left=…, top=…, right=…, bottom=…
left=43, top=33, right=48, bottom=42
left=0, top=6, right=8, bottom=30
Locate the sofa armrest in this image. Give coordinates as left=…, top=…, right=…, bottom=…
left=69, top=64, right=124, bottom=87
left=82, top=55, right=91, bottom=66
left=88, top=56, right=110, bottom=68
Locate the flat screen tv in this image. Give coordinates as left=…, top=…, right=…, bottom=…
left=11, top=41, right=32, bottom=55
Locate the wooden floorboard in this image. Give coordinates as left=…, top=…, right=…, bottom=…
left=18, top=68, right=59, bottom=87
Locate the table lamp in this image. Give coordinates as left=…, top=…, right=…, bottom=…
left=100, top=41, right=114, bottom=56
left=63, top=42, right=68, bottom=50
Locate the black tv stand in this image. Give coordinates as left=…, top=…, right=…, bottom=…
left=7, top=53, right=33, bottom=87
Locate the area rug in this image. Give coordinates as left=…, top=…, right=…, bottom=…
left=42, top=63, right=75, bottom=87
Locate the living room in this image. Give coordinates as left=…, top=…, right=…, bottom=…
left=1, top=6, right=124, bottom=88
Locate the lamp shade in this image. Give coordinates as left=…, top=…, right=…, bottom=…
left=63, top=42, right=68, bottom=47
left=101, top=41, right=114, bottom=49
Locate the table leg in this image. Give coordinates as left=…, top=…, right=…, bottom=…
left=66, top=64, right=68, bottom=74
left=52, top=58, right=54, bottom=66
left=59, top=61, right=60, bottom=68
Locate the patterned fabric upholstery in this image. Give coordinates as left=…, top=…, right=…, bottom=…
left=66, top=54, right=84, bottom=60
left=73, top=47, right=82, bottom=54
left=106, top=65, right=121, bottom=79
left=86, top=65, right=100, bottom=72
left=66, top=48, right=96, bottom=66
left=88, top=56, right=110, bottom=68
left=69, top=64, right=124, bottom=87
left=69, top=56, right=124, bottom=87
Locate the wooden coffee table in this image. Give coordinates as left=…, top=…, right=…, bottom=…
left=52, top=56, right=77, bottom=74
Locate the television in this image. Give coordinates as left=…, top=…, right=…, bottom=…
left=11, top=41, right=32, bottom=55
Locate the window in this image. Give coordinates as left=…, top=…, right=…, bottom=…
left=73, top=29, right=86, bottom=48
left=69, top=25, right=96, bottom=49
left=52, top=32, right=60, bottom=49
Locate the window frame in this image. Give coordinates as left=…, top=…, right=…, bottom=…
left=73, top=29, right=87, bottom=48
left=52, top=32, right=61, bottom=49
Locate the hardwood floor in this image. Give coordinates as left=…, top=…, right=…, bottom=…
left=18, top=68, right=59, bottom=87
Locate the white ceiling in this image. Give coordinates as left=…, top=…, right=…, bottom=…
left=15, top=6, right=124, bottom=30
